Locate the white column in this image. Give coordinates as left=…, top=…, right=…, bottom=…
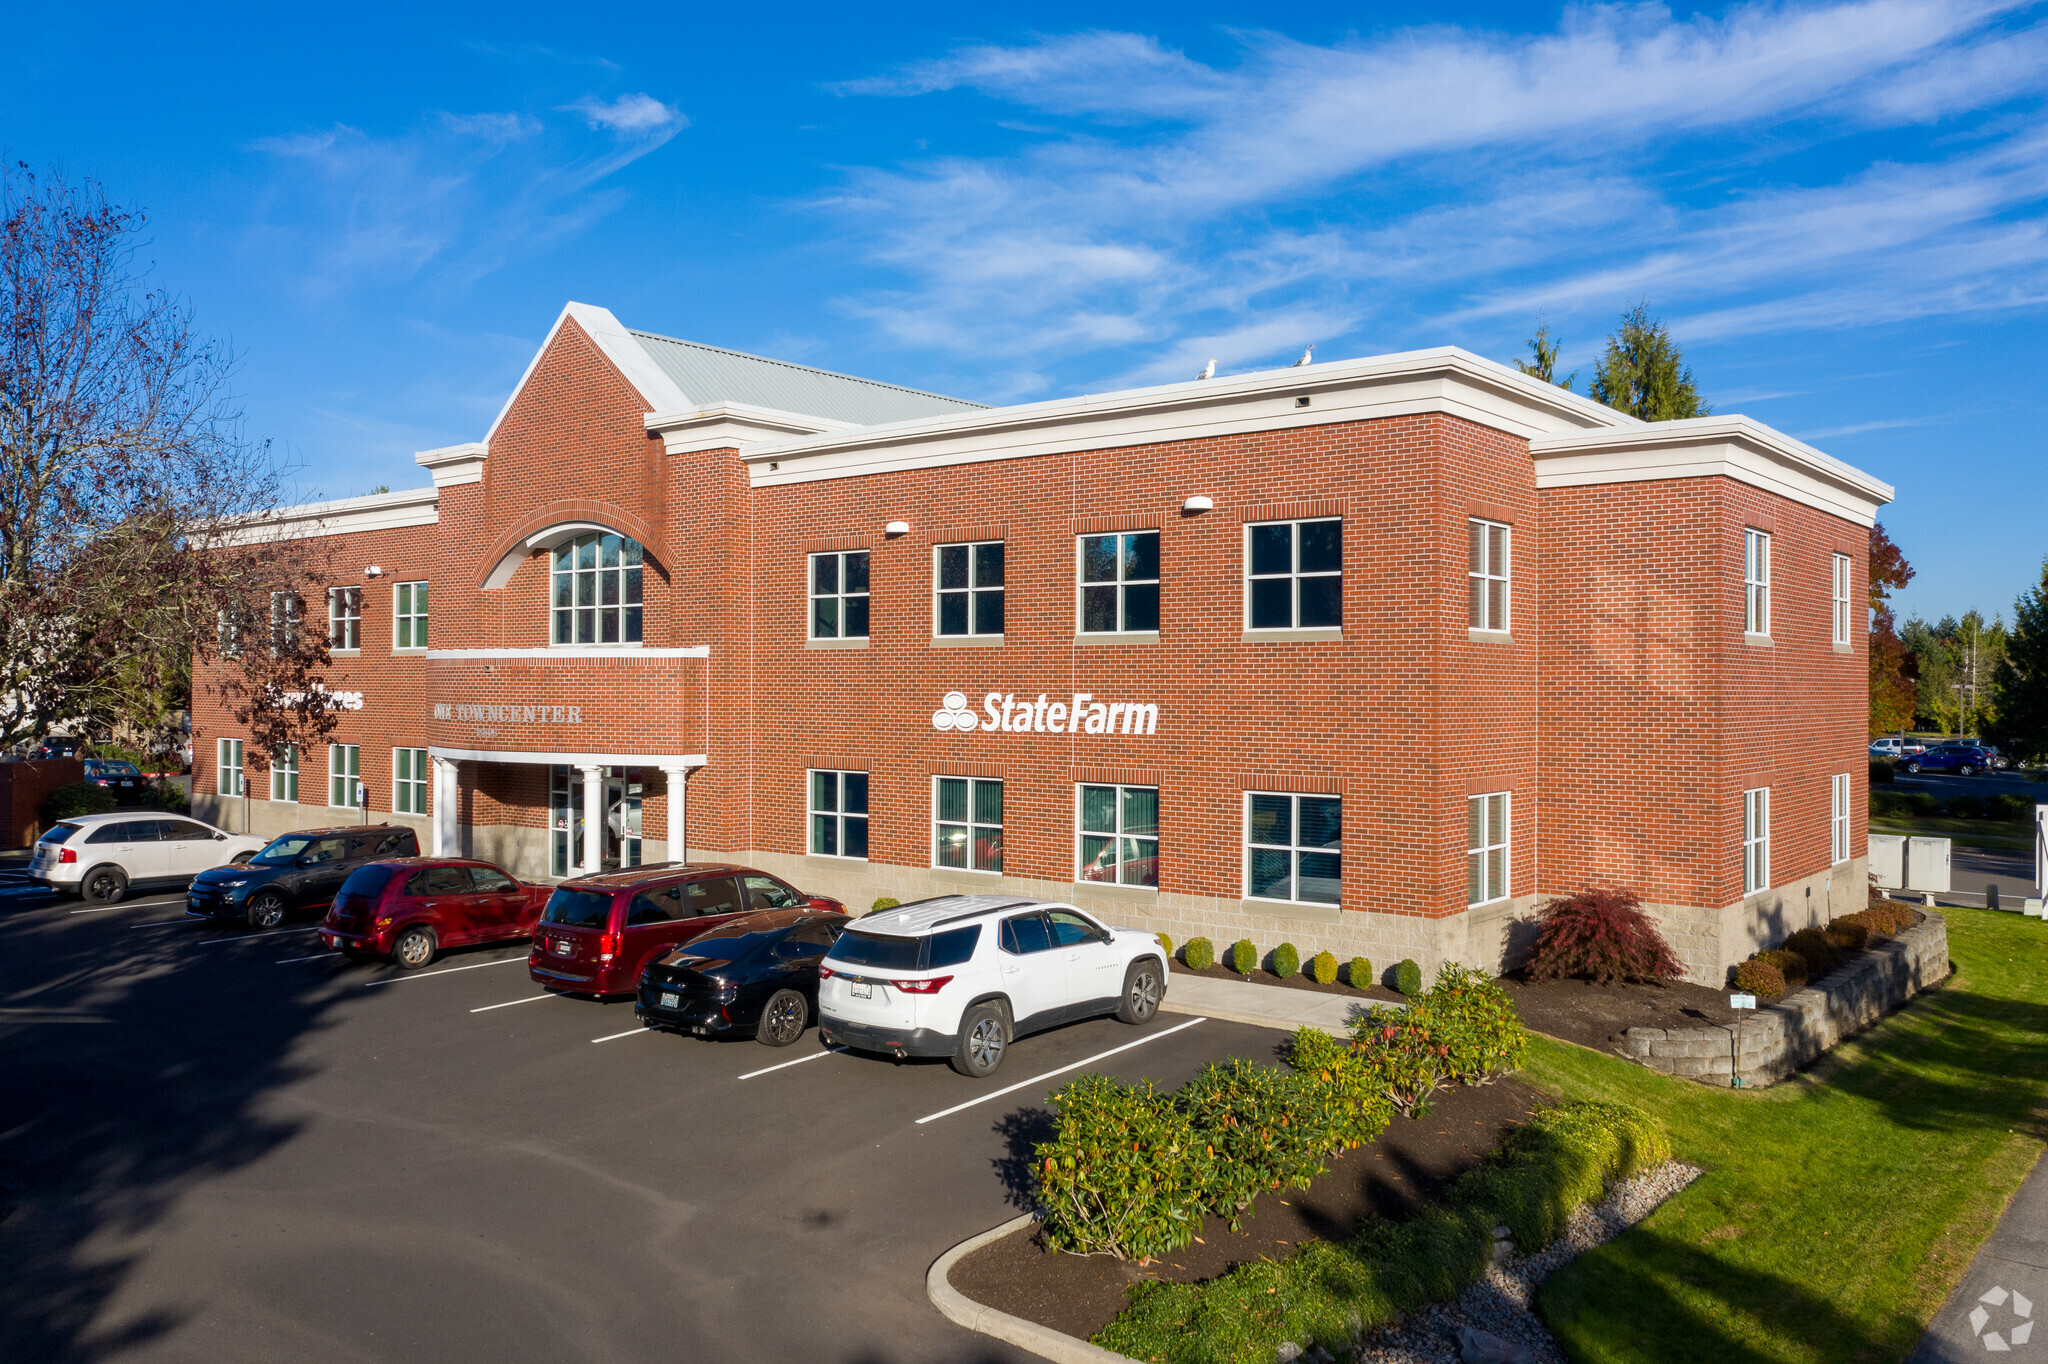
left=431, top=757, right=459, bottom=857
left=662, top=766, right=688, bottom=866
left=579, top=764, right=606, bottom=875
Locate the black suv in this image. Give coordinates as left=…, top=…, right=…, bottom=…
left=186, top=825, right=420, bottom=929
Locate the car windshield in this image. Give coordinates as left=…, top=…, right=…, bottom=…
left=250, top=834, right=316, bottom=866
left=826, top=928, right=925, bottom=971
left=338, top=864, right=402, bottom=898
left=38, top=823, right=80, bottom=846
left=669, top=927, right=779, bottom=964
left=542, top=888, right=615, bottom=928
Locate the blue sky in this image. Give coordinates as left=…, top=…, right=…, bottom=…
left=5, top=1, right=2044, bottom=622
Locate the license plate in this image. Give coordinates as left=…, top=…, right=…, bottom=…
left=660, top=992, right=679, bottom=1009
left=552, top=938, right=574, bottom=956
left=851, top=981, right=871, bottom=999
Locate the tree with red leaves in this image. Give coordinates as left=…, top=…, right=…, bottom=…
left=1868, top=523, right=1917, bottom=736
left=1525, top=887, right=1685, bottom=985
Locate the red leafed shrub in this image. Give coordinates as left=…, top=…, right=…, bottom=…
left=1732, top=958, right=1787, bottom=1001
left=1525, top=888, right=1685, bottom=985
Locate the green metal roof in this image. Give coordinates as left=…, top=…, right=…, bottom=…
left=629, top=330, right=984, bottom=426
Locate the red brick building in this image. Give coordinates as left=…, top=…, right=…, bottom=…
left=189, top=302, right=1892, bottom=984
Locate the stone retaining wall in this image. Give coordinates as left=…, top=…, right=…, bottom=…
left=1615, top=908, right=1950, bottom=1088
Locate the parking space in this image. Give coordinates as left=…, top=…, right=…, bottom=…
left=0, top=885, right=1281, bottom=1363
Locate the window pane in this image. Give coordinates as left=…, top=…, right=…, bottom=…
left=813, top=554, right=838, bottom=594
left=1297, top=852, right=1342, bottom=903
left=1126, top=532, right=1159, bottom=581
left=624, top=606, right=641, bottom=642
left=812, top=813, right=838, bottom=857
left=1250, top=578, right=1292, bottom=629
left=415, top=583, right=427, bottom=614
left=1487, top=579, right=1505, bottom=629
left=600, top=610, right=619, bottom=644
left=600, top=572, right=620, bottom=606
left=554, top=610, right=570, bottom=644
left=1249, top=523, right=1292, bottom=576
left=1122, top=838, right=1158, bottom=887
left=1487, top=847, right=1506, bottom=897
left=973, top=589, right=1003, bottom=636
left=1121, top=786, right=1158, bottom=836
left=1469, top=521, right=1483, bottom=573
left=974, top=542, right=1004, bottom=588
left=1081, top=585, right=1118, bottom=632
left=937, top=778, right=967, bottom=823
left=937, top=593, right=967, bottom=636
left=1300, top=797, right=1342, bottom=849
left=844, top=596, right=869, bottom=638
left=576, top=573, right=595, bottom=606
left=1248, top=793, right=1292, bottom=846
left=554, top=574, right=572, bottom=608
left=843, top=771, right=868, bottom=813
left=1248, top=848, right=1292, bottom=900
left=1079, top=833, right=1115, bottom=881
left=976, top=830, right=1002, bottom=873
left=938, top=545, right=968, bottom=590
left=1298, top=575, right=1342, bottom=628
left=1469, top=577, right=1484, bottom=629
left=936, top=824, right=968, bottom=868
left=577, top=537, right=596, bottom=569
left=1468, top=798, right=1483, bottom=850
left=844, top=551, right=868, bottom=594
left=972, top=779, right=1003, bottom=825
left=1079, top=785, right=1116, bottom=833
left=623, top=567, right=641, bottom=603
left=1489, top=525, right=1506, bottom=573
left=1298, top=520, right=1341, bottom=573
left=812, top=598, right=839, bottom=638
left=1487, top=794, right=1506, bottom=844
left=1122, top=582, right=1159, bottom=632
left=577, top=609, right=594, bottom=643
left=1468, top=850, right=1484, bottom=903
left=600, top=534, right=621, bottom=568
left=1081, top=536, right=1118, bottom=583
left=844, top=816, right=868, bottom=860
left=812, top=770, right=837, bottom=812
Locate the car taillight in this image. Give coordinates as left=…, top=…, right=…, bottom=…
left=817, top=964, right=834, bottom=979
left=59, top=848, right=77, bottom=864
left=598, top=931, right=619, bottom=959
left=892, top=975, right=953, bottom=994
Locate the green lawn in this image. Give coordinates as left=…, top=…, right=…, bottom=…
left=1869, top=816, right=2034, bottom=853
left=1531, top=906, right=2048, bottom=1363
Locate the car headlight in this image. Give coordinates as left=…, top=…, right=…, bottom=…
left=216, top=879, right=248, bottom=889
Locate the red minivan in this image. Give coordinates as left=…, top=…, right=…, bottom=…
left=529, top=862, right=844, bottom=996
left=322, top=857, right=545, bottom=969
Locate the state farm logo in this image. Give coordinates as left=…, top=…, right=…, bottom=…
left=932, top=690, right=1160, bottom=736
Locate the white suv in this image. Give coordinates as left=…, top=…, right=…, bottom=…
left=30, top=812, right=267, bottom=903
left=816, top=895, right=1169, bottom=1078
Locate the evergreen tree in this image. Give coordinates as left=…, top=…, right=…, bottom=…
left=1514, top=323, right=1575, bottom=390
left=1589, top=302, right=1710, bottom=421
left=1990, top=558, right=2048, bottom=764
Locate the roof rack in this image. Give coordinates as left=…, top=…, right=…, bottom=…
left=931, top=899, right=1038, bottom=928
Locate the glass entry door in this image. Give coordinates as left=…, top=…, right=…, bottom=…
left=551, top=766, right=644, bottom=876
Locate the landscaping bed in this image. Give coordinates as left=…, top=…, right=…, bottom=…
left=950, top=1075, right=1545, bottom=1341
left=1496, top=974, right=1744, bottom=1051
left=1170, top=955, right=1409, bottom=1006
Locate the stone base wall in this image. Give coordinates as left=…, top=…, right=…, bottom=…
left=193, top=793, right=429, bottom=846
left=1616, top=908, right=1949, bottom=1088
left=1633, top=857, right=1870, bottom=987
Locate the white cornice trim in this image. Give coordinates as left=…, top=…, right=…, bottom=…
left=735, top=347, right=1639, bottom=488
left=414, top=441, right=487, bottom=488
left=483, top=301, right=691, bottom=444
left=430, top=745, right=708, bottom=769
left=424, top=646, right=711, bottom=660
left=1528, top=416, right=1895, bottom=526
left=645, top=401, right=858, bottom=455
left=209, top=485, right=441, bottom=545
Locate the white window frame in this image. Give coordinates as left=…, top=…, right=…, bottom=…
left=329, top=744, right=361, bottom=809
left=551, top=531, right=644, bottom=646
left=394, top=747, right=428, bottom=815
left=808, top=551, right=871, bottom=641
left=1743, top=786, right=1771, bottom=894
left=807, top=769, right=870, bottom=859
left=1467, top=791, right=1510, bottom=905
left=270, top=591, right=302, bottom=652
left=1243, top=791, right=1343, bottom=905
left=1744, top=529, right=1772, bottom=637
left=327, top=586, right=361, bottom=651
left=1468, top=520, right=1511, bottom=633
left=218, top=738, right=244, bottom=797
left=394, top=581, right=429, bottom=650
left=1244, top=518, right=1343, bottom=632
left=1075, top=783, right=1159, bottom=887
left=933, top=775, right=1003, bottom=873
left=1076, top=531, right=1161, bottom=636
left=1831, top=553, right=1851, bottom=647
left=1831, top=772, right=1851, bottom=865
left=933, top=541, right=1005, bottom=639
left=270, top=745, right=298, bottom=803
left=216, top=605, right=245, bottom=657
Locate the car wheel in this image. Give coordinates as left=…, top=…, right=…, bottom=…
left=949, top=1003, right=1009, bottom=1079
left=392, top=926, right=436, bottom=970
left=1959, top=764, right=1975, bottom=776
left=82, top=866, right=128, bottom=905
left=229, top=851, right=253, bottom=865
left=1115, top=959, right=1164, bottom=1025
left=245, top=892, right=288, bottom=930
left=756, top=989, right=808, bottom=1047
left=1904, top=761, right=1921, bottom=773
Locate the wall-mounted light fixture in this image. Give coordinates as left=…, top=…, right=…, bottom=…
left=1182, top=496, right=1214, bottom=514
left=885, top=520, right=911, bottom=537
left=365, top=565, right=385, bottom=577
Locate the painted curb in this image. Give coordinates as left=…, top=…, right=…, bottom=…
left=926, top=1213, right=1143, bottom=1364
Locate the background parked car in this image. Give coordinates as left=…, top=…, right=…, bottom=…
left=637, top=908, right=849, bottom=1045
left=186, top=825, right=420, bottom=929
left=30, top=813, right=268, bottom=903
left=1901, top=744, right=1995, bottom=775
left=80, top=759, right=142, bottom=791
left=28, top=736, right=84, bottom=761
left=322, top=857, right=544, bottom=968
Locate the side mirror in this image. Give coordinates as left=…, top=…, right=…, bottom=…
left=213, top=833, right=227, bottom=841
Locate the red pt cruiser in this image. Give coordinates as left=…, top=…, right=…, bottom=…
left=530, top=862, right=843, bottom=996
left=322, top=857, right=545, bottom=969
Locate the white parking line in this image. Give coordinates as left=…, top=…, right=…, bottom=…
left=738, top=1046, right=847, bottom=1081
left=913, top=1017, right=1207, bottom=1126
left=276, top=952, right=338, bottom=964
left=69, top=906, right=124, bottom=915
left=591, top=1025, right=656, bottom=1044
left=362, top=956, right=529, bottom=986
left=471, top=994, right=556, bottom=1013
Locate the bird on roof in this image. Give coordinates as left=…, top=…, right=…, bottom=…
left=1197, top=359, right=1216, bottom=380
left=1292, top=346, right=1315, bottom=367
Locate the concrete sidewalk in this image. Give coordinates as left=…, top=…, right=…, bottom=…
left=1159, top=972, right=1400, bottom=1037
left=1908, top=1150, right=2048, bottom=1361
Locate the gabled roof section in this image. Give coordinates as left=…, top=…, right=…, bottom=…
left=629, top=330, right=985, bottom=427
left=486, top=302, right=691, bottom=442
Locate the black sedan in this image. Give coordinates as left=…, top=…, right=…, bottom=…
left=635, top=908, right=848, bottom=1046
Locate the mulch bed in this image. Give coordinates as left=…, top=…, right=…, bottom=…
left=1170, top=956, right=1410, bottom=1006
left=1495, top=973, right=1742, bottom=1051
left=949, top=1075, right=1545, bottom=1342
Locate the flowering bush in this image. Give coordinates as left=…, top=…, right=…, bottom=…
left=1524, top=888, right=1684, bottom=984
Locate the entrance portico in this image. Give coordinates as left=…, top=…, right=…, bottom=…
left=427, top=746, right=707, bottom=877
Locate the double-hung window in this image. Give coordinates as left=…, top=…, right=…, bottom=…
left=1078, top=532, right=1160, bottom=634
left=1245, top=792, right=1342, bottom=904
left=1831, top=553, right=1851, bottom=647
left=935, top=541, right=1004, bottom=637
left=1246, top=519, right=1341, bottom=630
left=218, top=739, right=244, bottom=797
left=1743, top=787, right=1771, bottom=893
left=1744, top=529, right=1771, bottom=636
left=395, top=581, right=429, bottom=649
left=217, top=604, right=247, bottom=657
left=1468, top=520, right=1511, bottom=632
left=1077, top=784, right=1158, bottom=887
left=1831, top=772, right=1851, bottom=865
left=1467, top=792, right=1510, bottom=905
left=270, top=592, right=302, bottom=652
left=552, top=532, right=643, bottom=645
left=809, top=770, right=870, bottom=859
left=934, top=776, right=1002, bottom=872
left=395, top=748, right=429, bottom=815
left=328, top=587, right=361, bottom=650
left=330, top=745, right=361, bottom=808
left=809, top=551, right=870, bottom=640
left=270, top=745, right=298, bottom=802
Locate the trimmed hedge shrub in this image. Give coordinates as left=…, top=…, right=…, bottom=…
left=1228, top=938, right=1258, bottom=975
left=1390, top=959, right=1423, bottom=996
left=1784, top=927, right=1839, bottom=979
left=1156, top=933, right=1173, bottom=961
left=1825, top=918, right=1871, bottom=953
left=1870, top=789, right=1940, bottom=818
left=1525, top=887, right=1684, bottom=984
left=1270, top=942, right=1301, bottom=979
left=1347, top=955, right=1371, bottom=990
left=44, top=783, right=117, bottom=821
left=1309, top=950, right=1339, bottom=985
left=869, top=896, right=901, bottom=914
left=1183, top=937, right=1215, bottom=971
left=1756, top=947, right=1807, bottom=989
left=1732, top=957, right=1787, bottom=1000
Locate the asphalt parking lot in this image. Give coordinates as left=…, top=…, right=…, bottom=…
left=0, top=872, right=1280, bottom=1363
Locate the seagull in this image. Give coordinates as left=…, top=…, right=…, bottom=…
left=1197, top=359, right=1216, bottom=380
left=1292, top=346, right=1315, bottom=367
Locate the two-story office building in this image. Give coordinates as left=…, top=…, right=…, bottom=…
left=189, top=302, right=1892, bottom=984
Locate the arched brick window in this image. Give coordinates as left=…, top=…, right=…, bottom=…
left=551, top=532, right=643, bottom=644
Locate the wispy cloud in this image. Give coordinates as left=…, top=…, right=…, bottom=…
left=562, top=92, right=687, bottom=135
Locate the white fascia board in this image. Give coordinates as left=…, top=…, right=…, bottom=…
left=207, top=486, right=441, bottom=546
left=483, top=302, right=691, bottom=443
left=1529, top=416, right=1895, bottom=526
left=645, top=402, right=858, bottom=455
left=737, top=347, right=1638, bottom=488
left=430, top=745, right=708, bottom=769
left=414, top=441, right=488, bottom=488
left=423, top=646, right=711, bottom=659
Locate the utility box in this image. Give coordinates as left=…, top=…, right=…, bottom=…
left=1906, top=836, right=1952, bottom=894
left=1869, top=834, right=1906, bottom=890
left=2037, top=804, right=2046, bottom=895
